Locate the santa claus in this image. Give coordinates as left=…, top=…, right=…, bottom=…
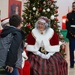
left=26, top=16, right=68, bottom=75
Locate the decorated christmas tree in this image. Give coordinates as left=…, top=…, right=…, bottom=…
left=22, top=0, right=59, bottom=36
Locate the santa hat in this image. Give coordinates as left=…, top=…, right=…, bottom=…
left=35, top=16, right=50, bottom=29
left=38, top=16, right=49, bottom=23
left=1, top=18, right=9, bottom=28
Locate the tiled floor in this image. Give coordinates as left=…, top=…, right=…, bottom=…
left=65, top=42, right=75, bottom=75
left=69, top=67, right=75, bottom=75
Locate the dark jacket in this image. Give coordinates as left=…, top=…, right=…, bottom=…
left=66, top=11, right=75, bottom=39
left=0, top=26, right=25, bottom=67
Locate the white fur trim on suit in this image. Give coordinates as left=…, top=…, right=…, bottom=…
left=22, top=51, right=28, bottom=68
left=47, top=45, right=60, bottom=53
left=26, top=44, right=38, bottom=52
left=26, top=28, right=60, bottom=59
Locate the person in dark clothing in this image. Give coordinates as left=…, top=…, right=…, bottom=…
left=66, top=2, right=75, bottom=68
left=0, top=15, right=25, bottom=75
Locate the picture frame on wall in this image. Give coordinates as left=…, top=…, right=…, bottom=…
left=8, top=0, right=22, bottom=17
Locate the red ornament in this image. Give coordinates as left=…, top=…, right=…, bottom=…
left=51, top=0, right=54, bottom=2
left=55, top=10, right=58, bottom=13
left=39, top=7, right=42, bottom=11
left=61, top=44, right=66, bottom=51
left=51, top=5, right=54, bottom=8
left=55, top=17, right=58, bottom=21
left=27, top=23, right=31, bottom=28
left=54, top=25, right=57, bottom=28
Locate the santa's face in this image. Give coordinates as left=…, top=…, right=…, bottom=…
left=38, top=21, right=45, bottom=32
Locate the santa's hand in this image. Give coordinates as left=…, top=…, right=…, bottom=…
left=33, top=51, right=42, bottom=56
left=34, top=51, right=51, bottom=59
left=45, top=53, right=51, bottom=59
left=41, top=53, right=51, bottom=59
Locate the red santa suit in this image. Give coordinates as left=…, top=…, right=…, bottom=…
left=26, top=28, right=68, bottom=75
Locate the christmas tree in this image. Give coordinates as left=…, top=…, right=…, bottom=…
left=22, top=0, right=59, bottom=36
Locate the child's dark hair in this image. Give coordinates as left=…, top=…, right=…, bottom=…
left=72, top=2, right=75, bottom=5
left=9, top=14, right=22, bottom=27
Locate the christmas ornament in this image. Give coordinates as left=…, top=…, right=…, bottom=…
left=55, top=10, right=58, bottom=13
left=26, top=23, right=31, bottom=28
left=51, top=0, right=54, bottom=3
left=43, top=9, right=46, bottom=12
left=47, top=0, right=51, bottom=5
left=47, top=8, right=50, bottom=12
left=33, top=7, right=36, bottom=11
left=39, top=7, right=42, bottom=11
left=55, top=17, right=58, bottom=21
left=51, top=15, right=55, bottom=20
left=51, top=5, right=54, bottom=8
left=43, top=1, right=46, bottom=5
